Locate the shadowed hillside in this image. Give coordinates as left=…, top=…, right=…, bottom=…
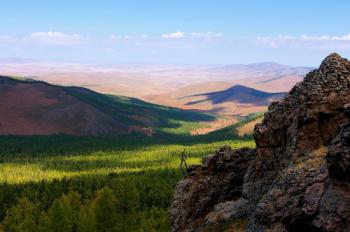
left=0, top=76, right=214, bottom=136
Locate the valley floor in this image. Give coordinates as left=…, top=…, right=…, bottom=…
left=0, top=133, right=254, bottom=231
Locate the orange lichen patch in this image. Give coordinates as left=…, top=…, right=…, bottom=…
left=225, top=219, right=248, bottom=232
left=295, top=145, right=328, bottom=170
left=203, top=219, right=248, bottom=232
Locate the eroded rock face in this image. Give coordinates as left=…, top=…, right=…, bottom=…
left=171, top=53, right=350, bottom=232
left=171, top=146, right=257, bottom=232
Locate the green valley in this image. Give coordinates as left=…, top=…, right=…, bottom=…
left=0, top=117, right=256, bottom=231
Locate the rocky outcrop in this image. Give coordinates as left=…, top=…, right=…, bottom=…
left=171, top=53, right=350, bottom=232
left=171, top=147, right=256, bottom=231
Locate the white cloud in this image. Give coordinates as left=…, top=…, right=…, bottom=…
left=30, top=31, right=85, bottom=45
left=109, top=34, right=139, bottom=41
left=299, top=34, right=350, bottom=41
left=161, top=31, right=185, bottom=39
left=161, top=31, right=223, bottom=40
left=141, top=34, right=148, bottom=39
left=109, top=34, right=119, bottom=40
left=190, top=32, right=223, bottom=40
left=256, top=34, right=350, bottom=48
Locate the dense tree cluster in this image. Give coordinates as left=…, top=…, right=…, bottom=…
left=0, top=130, right=255, bottom=232
left=0, top=172, right=176, bottom=232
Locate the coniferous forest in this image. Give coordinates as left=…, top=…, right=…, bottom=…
left=0, top=126, right=255, bottom=231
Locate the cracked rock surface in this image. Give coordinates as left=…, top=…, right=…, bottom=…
left=171, top=53, right=350, bottom=232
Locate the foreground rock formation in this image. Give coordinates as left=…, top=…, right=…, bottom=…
left=171, top=53, right=350, bottom=232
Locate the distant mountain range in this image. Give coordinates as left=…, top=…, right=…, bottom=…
left=0, top=76, right=213, bottom=136
left=0, top=60, right=312, bottom=118
left=211, top=62, right=312, bottom=77
left=0, top=61, right=313, bottom=98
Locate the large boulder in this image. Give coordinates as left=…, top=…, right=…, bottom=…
left=171, top=53, right=350, bottom=232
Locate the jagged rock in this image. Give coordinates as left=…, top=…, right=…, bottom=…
left=171, top=146, right=256, bottom=232
left=327, top=122, right=350, bottom=181
left=171, top=53, right=350, bottom=232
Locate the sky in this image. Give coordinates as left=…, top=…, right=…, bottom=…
left=0, top=0, right=349, bottom=66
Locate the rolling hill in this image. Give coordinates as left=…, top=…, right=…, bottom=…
left=184, top=84, right=286, bottom=106
left=0, top=75, right=214, bottom=136
left=146, top=84, right=286, bottom=117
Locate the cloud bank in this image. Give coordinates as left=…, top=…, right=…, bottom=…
left=30, top=31, right=85, bottom=44
left=161, top=31, right=185, bottom=39
left=161, top=31, right=223, bottom=40
left=256, top=34, right=350, bottom=49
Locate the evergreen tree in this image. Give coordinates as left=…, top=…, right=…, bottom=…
left=112, top=179, right=140, bottom=231
left=46, top=191, right=81, bottom=232
left=93, top=187, right=118, bottom=232
left=46, top=200, right=67, bottom=232
left=2, top=198, right=40, bottom=232
left=77, top=203, right=97, bottom=232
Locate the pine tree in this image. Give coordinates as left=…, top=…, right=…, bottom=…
left=112, top=179, right=140, bottom=231
left=46, top=191, right=81, bottom=232
left=93, top=187, right=119, bottom=232
left=2, top=198, right=40, bottom=232
left=46, top=200, right=67, bottom=232
left=77, top=202, right=97, bottom=232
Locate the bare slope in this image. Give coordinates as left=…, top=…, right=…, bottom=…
left=0, top=76, right=213, bottom=136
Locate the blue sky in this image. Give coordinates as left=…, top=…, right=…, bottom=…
left=0, top=0, right=349, bottom=66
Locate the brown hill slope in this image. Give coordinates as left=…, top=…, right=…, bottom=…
left=171, top=53, right=350, bottom=232
left=0, top=76, right=213, bottom=136
left=0, top=76, right=125, bottom=135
